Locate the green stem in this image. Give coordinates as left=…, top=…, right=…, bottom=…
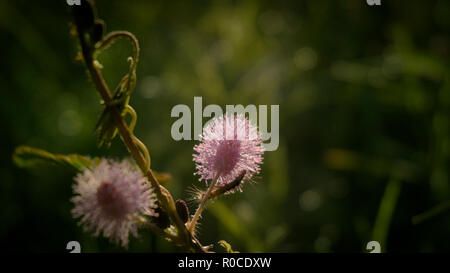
left=189, top=172, right=221, bottom=234
left=124, top=105, right=151, bottom=170
left=136, top=216, right=179, bottom=243
left=76, top=27, right=202, bottom=252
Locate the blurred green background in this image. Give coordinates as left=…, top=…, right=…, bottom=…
left=0, top=0, right=449, bottom=252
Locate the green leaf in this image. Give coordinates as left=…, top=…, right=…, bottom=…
left=371, top=177, right=402, bottom=252
left=95, top=107, right=119, bottom=148
left=95, top=74, right=133, bottom=148
left=12, top=145, right=96, bottom=172
left=218, top=240, right=239, bottom=253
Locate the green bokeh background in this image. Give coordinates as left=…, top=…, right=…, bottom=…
left=0, top=0, right=449, bottom=252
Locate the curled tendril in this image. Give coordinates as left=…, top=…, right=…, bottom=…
left=93, top=30, right=147, bottom=168
left=94, top=31, right=139, bottom=69
left=124, top=105, right=151, bottom=171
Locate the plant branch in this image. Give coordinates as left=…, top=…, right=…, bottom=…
left=189, top=172, right=221, bottom=233
left=75, top=24, right=204, bottom=252
left=136, top=216, right=179, bottom=243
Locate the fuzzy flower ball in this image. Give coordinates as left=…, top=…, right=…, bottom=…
left=193, top=113, right=264, bottom=187
left=71, top=159, right=157, bottom=247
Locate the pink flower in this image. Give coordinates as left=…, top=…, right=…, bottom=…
left=193, top=113, right=264, bottom=187
left=71, top=159, right=157, bottom=247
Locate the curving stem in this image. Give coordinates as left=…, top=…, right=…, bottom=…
left=189, top=172, right=221, bottom=233
left=74, top=22, right=204, bottom=252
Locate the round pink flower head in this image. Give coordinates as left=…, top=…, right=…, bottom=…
left=193, top=113, right=264, bottom=187
left=71, top=159, right=157, bottom=247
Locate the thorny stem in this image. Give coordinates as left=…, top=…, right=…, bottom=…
left=189, top=172, right=221, bottom=233
left=76, top=27, right=204, bottom=252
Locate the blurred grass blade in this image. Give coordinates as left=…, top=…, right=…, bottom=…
left=372, top=178, right=402, bottom=252
left=13, top=145, right=95, bottom=172
left=412, top=200, right=450, bottom=225
left=209, top=201, right=262, bottom=251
